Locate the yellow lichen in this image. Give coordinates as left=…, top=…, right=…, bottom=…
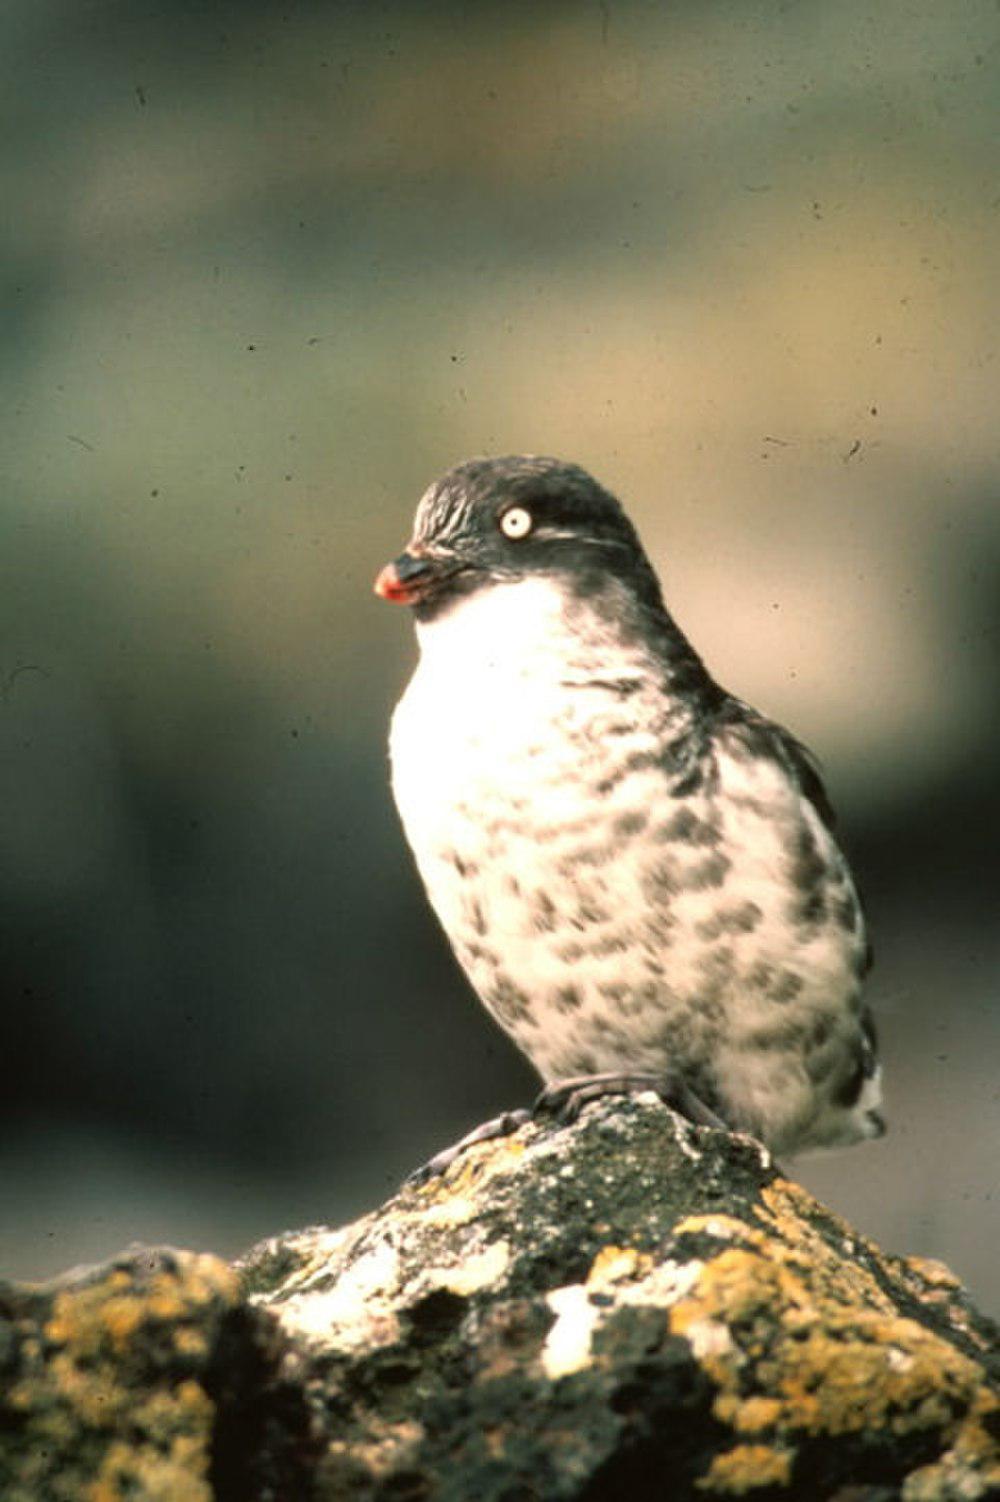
left=663, top=1185, right=997, bottom=1483
left=42, top=1255, right=238, bottom=1367
left=714, top=1394, right=783, bottom=1434
left=586, top=1244, right=654, bottom=1289
left=50, top=1350, right=125, bottom=1428
left=698, top=1443, right=792, bottom=1493
left=101, top=1293, right=149, bottom=1349
left=903, top=1256, right=961, bottom=1290
left=439, top=1135, right=528, bottom=1199
left=8, top=1252, right=235, bottom=1501
left=671, top=1247, right=783, bottom=1336
left=87, top=1431, right=213, bottom=1502
left=173, top=1327, right=210, bottom=1358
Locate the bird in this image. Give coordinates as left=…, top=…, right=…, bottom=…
left=375, top=455, right=885, bottom=1171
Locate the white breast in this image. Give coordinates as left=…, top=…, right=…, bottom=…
left=391, top=577, right=615, bottom=850
left=389, top=576, right=653, bottom=946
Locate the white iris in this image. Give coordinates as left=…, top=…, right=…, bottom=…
left=500, top=506, right=533, bottom=539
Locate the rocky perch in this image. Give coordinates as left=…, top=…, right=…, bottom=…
left=2, top=1097, right=997, bottom=1501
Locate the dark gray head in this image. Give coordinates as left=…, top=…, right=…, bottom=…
left=375, top=455, right=664, bottom=621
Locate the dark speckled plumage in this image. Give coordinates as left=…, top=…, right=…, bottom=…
left=382, top=456, right=885, bottom=1156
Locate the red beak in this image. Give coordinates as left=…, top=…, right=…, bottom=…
left=373, top=551, right=438, bottom=606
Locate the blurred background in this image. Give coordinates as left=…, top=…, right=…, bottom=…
left=1, top=0, right=997, bottom=1309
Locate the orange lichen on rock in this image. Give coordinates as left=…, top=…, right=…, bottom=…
left=904, top=1255, right=963, bottom=1290
left=42, top=1256, right=237, bottom=1363
left=5, top=1097, right=996, bottom=1499
left=2, top=1251, right=239, bottom=1502
left=714, top=1395, right=784, bottom=1435
left=586, top=1243, right=655, bottom=1288
left=666, top=1177, right=999, bottom=1495
left=697, top=1443, right=793, bottom=1494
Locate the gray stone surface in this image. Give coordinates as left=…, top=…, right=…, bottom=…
left=3, top=1096, right=997, bottom=1499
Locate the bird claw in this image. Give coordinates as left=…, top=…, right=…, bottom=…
left=403, top=1074, right=735, bottom=1186
left=533, top=1072, right=664, bottom=1126
left=533, top=1071, right=731, bottom=1132
left=404, top=1108, right=531, bottom=1187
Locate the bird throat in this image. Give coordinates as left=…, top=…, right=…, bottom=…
left=414, top=574, right=658, bottom=690
left=392, top=574, right=704, bottom=858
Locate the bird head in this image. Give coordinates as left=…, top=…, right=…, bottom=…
left=374, top=455, right=664, bottom=621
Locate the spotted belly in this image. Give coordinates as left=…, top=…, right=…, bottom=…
left=404, top=730, right=878, bottom=1156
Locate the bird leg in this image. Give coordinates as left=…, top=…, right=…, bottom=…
left=404, top=1108, right=531, bottom=1187
left=534, top=1071, right=731, bottom=1132
left=405, top=1073, right=732, bottom=1188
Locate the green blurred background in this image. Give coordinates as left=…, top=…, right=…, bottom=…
left=1, top=0, right=997, bottom=1308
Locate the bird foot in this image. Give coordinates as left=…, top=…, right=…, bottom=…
left=404, top=1108, right=531, bottom=1188
left=534, top=1071, right=731, bottom=1132
left=404, top=1073, right=732, bottom=1188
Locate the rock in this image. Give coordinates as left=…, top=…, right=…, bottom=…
left=3, top=1096, right=998, bottom=1500
left=0, top=1246, right=317, bottom=1501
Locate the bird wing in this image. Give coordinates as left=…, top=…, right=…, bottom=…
left=712, top=697, right=873, bottom=978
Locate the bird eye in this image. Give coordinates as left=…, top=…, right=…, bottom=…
left=499, top=506, right=533, bottom=540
